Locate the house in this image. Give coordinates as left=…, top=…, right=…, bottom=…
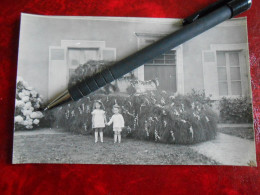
left=18, top=14, right=251, bottom=103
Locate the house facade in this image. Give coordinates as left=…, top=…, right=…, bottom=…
left=18, top=14, right=250, bottom=102
left=47, top=17, right=250, bottom=101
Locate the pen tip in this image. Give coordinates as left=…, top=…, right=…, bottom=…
left=36, top=106, right=47, bottom=112
left=42, top=90, right=71, bottom=111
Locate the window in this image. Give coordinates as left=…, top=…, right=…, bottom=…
left=217, top=51, right=242, bottom=96
left=68, top=48, right=99, bottom=67
left=69, top=68, right=76, bottom=79
left=144, top=50, right=177, bottom=92
left=67, top=48, right=99, bottom=80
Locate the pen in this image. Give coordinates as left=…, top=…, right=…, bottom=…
left=44, top=0, right=252, bottom=110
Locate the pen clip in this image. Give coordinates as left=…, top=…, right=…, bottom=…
left=183, top=0, right=229, bottom=25
left=183, top=0, right=252, bottom=25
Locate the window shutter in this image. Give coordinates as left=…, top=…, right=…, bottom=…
left=49, top=47, right=67, bottom=100
left=202, top=51, right=219, bottom=99
left=239, top=50, right=250, bottom=97
left=101, top=48, right=116, bottom=61
left=50, top=48, right=65, bottom=60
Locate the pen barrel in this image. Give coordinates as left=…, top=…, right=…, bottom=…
left=68, top=70, right=114, bottom=100
left=183, top=0, right=228, bottom=25
left=227, top=0, right=252, bottom=17
left=69, top=5, right=232, bottom=101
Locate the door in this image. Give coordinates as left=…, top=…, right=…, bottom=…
left=144, top=50, right=177, bottom=92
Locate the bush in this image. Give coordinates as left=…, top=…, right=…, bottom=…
left=219, top=97, right=253, bottom=123
left=69, top=60, right=119, bottom=94
left=48, top=90, right=218, bottom=145
left=126, top=83, right=137, bottom=95
left=14, top=77, right=44, bottom=130
left=187, top=89, right=213, bottom=107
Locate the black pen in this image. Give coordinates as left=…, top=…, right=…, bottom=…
left=44, top=0, right=252, bottom=110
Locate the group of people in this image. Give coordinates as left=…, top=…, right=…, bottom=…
left=91, top=100, right=125, bottom=143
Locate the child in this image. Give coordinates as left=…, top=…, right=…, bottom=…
left=106, top=104, right=125, bottom=143
left=91, top=100, right=106, bottom=143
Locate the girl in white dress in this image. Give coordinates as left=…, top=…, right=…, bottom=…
left=106, top=104, right=125, bottom=143
left=91, top=100, right=107, bottom=143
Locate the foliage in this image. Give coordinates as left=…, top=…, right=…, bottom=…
left=68, top=60, right=119, bottom=94
left=187, top=89, right=213, bottom=107
left=14, top=77, right=44, bottom=130
left=48, top=90, right=218, bottom=144
left=219, top=97, right=253, bottom=123
left=126, top=83, right=137, bottom=95
left=126, top=78, right=158, bottom=95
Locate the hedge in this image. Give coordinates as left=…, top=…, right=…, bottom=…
left=219, top=97, right=253, bottom=123
left=46, top=91, right=218, bottom=144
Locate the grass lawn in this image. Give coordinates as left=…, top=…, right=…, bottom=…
left=217, top=126, right=254, bottom=140
left=13, top=131, right=219, bottom=165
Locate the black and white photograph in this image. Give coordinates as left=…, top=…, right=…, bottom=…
left=13, top=13, right=256, bottom=165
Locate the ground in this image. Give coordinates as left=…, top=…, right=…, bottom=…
left=13, top=126, right=256, bottom=166
left=191, top=133, right=256, bottom=166
left=217, top=124, right=254, bottom=140
left=13, top=129, right=218, bottom=165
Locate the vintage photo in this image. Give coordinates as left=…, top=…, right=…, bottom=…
left=13, top=13, right=256, bottom=165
